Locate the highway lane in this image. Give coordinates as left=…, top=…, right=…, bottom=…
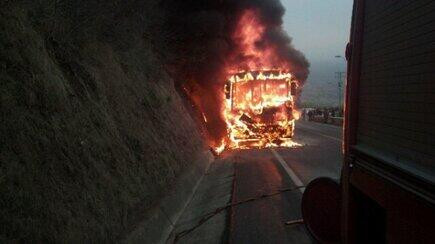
left=227, top=120, right=342, bottom=243
left=277, top=120, right=343, bottom=183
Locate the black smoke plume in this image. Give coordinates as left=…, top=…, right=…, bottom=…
left=157, top=0, right=310, bottom=144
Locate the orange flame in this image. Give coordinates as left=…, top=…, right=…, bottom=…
left=212, top=9, right=304, bottom=151
left=229, top=9, right=287, bottom=71
left=214, top=140, right=226, bottom=155
left=222, top=70, right=301, bottom=149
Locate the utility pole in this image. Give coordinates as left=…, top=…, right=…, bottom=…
left=334, top=71, right=345, bottom=109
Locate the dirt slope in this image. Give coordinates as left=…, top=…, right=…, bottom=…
left=0, top=2, right=206, bottom=242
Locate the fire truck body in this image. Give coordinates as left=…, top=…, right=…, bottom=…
left=302, top=1, right=435, bottom=243
left=343, top=0, right=435, bottom=242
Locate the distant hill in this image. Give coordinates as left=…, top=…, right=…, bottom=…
left=300, top=60, right=345, bottom=107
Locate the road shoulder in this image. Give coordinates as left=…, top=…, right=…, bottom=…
left=167, top=157, right=235, bottom=243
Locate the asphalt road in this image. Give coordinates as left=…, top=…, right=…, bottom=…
left=226, top=120, right=343, bottom=243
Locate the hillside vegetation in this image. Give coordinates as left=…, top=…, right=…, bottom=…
left=0, top=1, right=205, bottom=242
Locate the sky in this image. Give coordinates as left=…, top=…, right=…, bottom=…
left=282, top=0, right=353, bottom=64
left=281, top=0, right=353, bottom=105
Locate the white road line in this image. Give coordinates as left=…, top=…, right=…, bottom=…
left=297, top=127, right=342, bottom=142
left=313, top=132, right=341, bottom=142
left=270, top=148, right=305, bottom=193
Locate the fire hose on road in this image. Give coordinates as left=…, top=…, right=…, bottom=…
left=173, top=185, right=306, bottom=243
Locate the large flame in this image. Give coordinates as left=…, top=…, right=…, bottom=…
left=229, top=9, right=289, bottom=71
left=214, top=9, right=303, bottom=153
left=219, top=70, right=301, bottom=150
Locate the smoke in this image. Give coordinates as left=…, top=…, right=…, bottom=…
left=157, top=0, right=309, bottom=144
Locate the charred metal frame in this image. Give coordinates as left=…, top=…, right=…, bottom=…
left=228, top=77, right=292, bottom=112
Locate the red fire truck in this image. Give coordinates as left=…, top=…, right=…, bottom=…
left=302, top=1, right=435, bottom=243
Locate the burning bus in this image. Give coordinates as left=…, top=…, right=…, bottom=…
left=205, top=8, right=309, bottom=154
left=223, top=69, right=300, bottom=149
